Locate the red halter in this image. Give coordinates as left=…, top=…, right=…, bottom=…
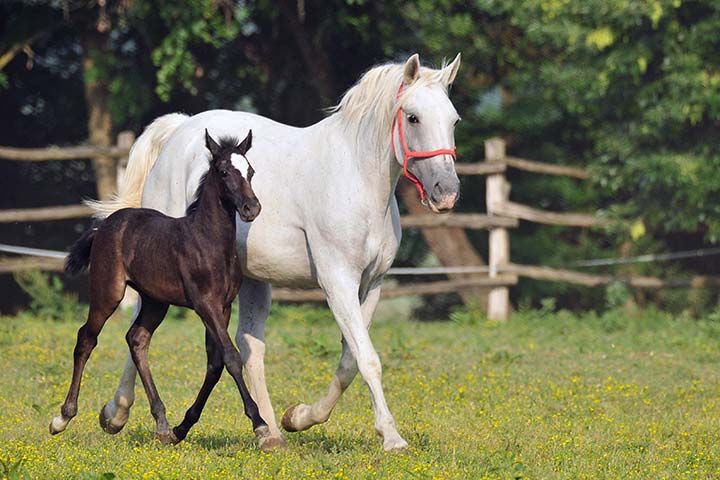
left=391, top=83, right=457, bottom=202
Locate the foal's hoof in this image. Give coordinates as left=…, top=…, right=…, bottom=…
left=49, top=416, right=66, bottom=435
left=155, top=430, right=180, bottom=445
left=281, top=404, right=302, bottom=432
left=98, top=404, right=126, bottom=435
left=255, top=426, right=288, bottom=453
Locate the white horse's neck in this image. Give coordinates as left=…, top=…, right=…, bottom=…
left=316, top=109, right=402, bottom=217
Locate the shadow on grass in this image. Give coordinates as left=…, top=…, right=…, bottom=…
left=185, top=431, right=251, bottom=451
left=291, top=431, right=371, bottom=454
left=124, top=425, right=155, bottom=445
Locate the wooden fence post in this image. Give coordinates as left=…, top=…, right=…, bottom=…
left=117, top=131, right=139, bottom=310
left=486, top=138, right=510, bottom=321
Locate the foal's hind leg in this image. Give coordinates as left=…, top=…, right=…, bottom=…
left=125, top=295, right=173, bottom=444
left=50, top=274, right=125, bottom=434
left=171, top=330, right=223, bottom=442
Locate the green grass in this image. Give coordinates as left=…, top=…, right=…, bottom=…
left=2, top=304, right=720, bottom=479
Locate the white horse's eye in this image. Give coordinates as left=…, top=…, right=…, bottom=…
left=454, top=117, right=461, bottom=126
left=407, top=114, right=419, bottom=124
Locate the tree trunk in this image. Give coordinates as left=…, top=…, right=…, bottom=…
left=82, top=32, right=115, bottom=200
left=277, top=0, right=336, bottom=104
left=397, top=181, right=489, bottom=308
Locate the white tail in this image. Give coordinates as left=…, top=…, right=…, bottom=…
left=85, top=113, right=190, bottom=218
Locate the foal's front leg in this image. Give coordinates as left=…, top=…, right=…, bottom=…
left=125, top=296, right=174, bottom=444
left=195, top=302, right=272, bottom=449
left=172, top=323, right=224, bottom=442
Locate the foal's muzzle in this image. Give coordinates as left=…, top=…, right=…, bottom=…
left=240, top=199, right=261, bottom=222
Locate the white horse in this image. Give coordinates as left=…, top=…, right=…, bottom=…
left=89, top=53, right=462, bottom=452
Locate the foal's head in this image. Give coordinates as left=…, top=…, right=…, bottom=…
left=204, top=129, right=261, bottom=222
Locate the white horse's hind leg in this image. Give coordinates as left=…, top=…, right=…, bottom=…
left=282, top=285, right=381, bottom=432
left=99, top=356, right=137, bottom=433
left=235, top=278, right=287, bottom=451
left=99, top=299, right=140, bottom=434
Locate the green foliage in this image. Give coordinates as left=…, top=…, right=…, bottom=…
left=146, top=0, right=241, bottom=101
left=449, top=301, right=486, bottom=326
left=0, top=458, right=25, bottom=480
left=13, top=271, right=85, bottom=322
left=605, top=281, right=631, bottom=310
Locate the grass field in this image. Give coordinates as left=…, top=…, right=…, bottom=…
left=1, top=303, right=720, bottom=479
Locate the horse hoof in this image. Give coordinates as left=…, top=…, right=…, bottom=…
left=98, top=404, right=125, bottom=435
left=155, top=430, right=180, bottom=445
left=171, top=426, right=187, bottom=443
left=383, top=438, right=410, bottom=453
left=258, top=434, right=288, bottom=452
left=49, top=417, right=66, bottom=435
left=281, top=404, right=301, bottom=432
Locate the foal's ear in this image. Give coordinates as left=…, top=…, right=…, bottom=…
left=403, top=53, right=421, bottom=86
left=235, top=129, right=252, bottom=156
left=205, top=129, right=221, bottom=158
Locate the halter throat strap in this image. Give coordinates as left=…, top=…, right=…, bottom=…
left=391, top=83, right=457, bottom=202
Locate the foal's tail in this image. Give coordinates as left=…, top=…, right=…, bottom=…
left=85, top=113, right=190, bottom=219
left=65, top=228, right=98, bottom=276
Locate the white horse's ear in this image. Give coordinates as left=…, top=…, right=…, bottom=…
left=443, top=53, right=462, bottom=86
left=403, top=53, right=421, bottom=85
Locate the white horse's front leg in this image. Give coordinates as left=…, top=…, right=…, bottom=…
left=99, top=300, right=141, bottom=434
left=282, top=285, right=381, bottom=433
left=319, top=274, right=407, bottom=451
left=235, top=278, right=287, bottom=451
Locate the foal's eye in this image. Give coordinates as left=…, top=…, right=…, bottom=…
left=220, top=170, right=228, bottom=177
left=407, top=114, right=419, bottom=124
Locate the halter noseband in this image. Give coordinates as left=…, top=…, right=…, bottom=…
left=391, top=83, right=457, bottom=203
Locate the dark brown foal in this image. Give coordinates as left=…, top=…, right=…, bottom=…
left=50, top=129, right=276, bottom=449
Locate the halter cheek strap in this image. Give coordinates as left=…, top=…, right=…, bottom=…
left=391, top=83, right=457, bottom=202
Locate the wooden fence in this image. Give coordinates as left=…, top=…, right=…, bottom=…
left=1, top=135, right=718, bottom=319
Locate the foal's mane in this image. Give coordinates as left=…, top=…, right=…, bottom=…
left=186, top=136, right=242, bottom=215
left=327, top=60, right=450, bottom=157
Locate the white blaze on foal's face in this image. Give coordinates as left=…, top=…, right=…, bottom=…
left=230, top=153, right=251, bottom=180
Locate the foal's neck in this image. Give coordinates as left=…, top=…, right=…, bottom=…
left=189, top=173, right=236, bottom=243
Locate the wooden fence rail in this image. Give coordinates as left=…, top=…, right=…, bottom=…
left=1, top=135, right=704, bottom=321
left=0, top=145, right=130, bottom=161
left=0, top=204, right=94, bottom=223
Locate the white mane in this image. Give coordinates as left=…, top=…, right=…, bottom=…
left=328, top=61, right=450, bottom=157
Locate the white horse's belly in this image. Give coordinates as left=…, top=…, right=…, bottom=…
left=238, top=220, right=316, bottom=288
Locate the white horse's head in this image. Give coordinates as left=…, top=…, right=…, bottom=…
left=393, top=53, right=462, bottom=213
left=332, top=53, right=462, bottom=212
